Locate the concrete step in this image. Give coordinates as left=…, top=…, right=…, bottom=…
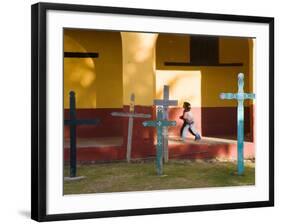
left=64, top=136, right=255, bottom=162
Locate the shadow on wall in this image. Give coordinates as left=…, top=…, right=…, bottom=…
left=64, top=29, right=123, bottom=109
left=63, top=29, right=125, bottom=142
left=64, top=34, right=98, bottom=108
left=121, top=32, right=158, bottom=106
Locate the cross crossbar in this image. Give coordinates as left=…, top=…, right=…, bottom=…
left=64, top=119, right=100, bottom=126
left=111, top=112, right=151, bottom=118
left=154, top=85, right=178, bottom=107
left=220, top=93, right=256, bottom=101
left=143, top=120, right=176, bottom=127
left=154, top=99, right=178, bottom=107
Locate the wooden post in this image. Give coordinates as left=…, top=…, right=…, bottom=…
left=127, top=116, right=134, bottom=162
left=69, top=91, right=77, bottom=178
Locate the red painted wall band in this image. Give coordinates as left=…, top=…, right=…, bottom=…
left=64, top=106, right=254, bottom=141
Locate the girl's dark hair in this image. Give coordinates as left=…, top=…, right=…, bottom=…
left=183, top=102, right=191, bottom=109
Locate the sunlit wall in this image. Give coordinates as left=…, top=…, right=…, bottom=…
left=64, top=29, right=123, bottom=108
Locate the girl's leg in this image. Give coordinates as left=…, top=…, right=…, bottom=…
left=180, top=122, right=186, bottom=138
left=181, top=124, right=190, bottom=139
left=189, top=124, right=201, bottom=140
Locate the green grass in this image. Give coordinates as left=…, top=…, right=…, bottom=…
left=64, top=160, right=255, bottom=195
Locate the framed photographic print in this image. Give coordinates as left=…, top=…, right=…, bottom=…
left=31, top=2, right=274, bottom=222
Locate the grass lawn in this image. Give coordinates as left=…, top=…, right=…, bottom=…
left=64, top=160, right=255, bottom=195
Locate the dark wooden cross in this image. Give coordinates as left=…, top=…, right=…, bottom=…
left=154, top=85, right=178, bottom=162
left=143, top=107, right=176, bottom=176
left=64, top=91, right=99, bottom=179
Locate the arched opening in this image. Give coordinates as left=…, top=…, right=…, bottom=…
left=64, top=29, right=124, bottom=150
left=156, top=33, right=201, bottom=137
left=64, top=29, right=123, bottom=109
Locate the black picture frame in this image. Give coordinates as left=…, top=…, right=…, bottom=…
left=31, top=2, right=274, bottom=222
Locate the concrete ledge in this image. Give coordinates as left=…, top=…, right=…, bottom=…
left=64, top=176, right=86, bottom=181
left=64, top=136, right=255, bottom=162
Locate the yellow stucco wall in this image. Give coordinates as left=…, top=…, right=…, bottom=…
left=156, top=34, right=254, bottom=107
left=64, top=30, right=254, bottom=109
left=156, top=70, right=201, bottom=107
left=156, top=34, right=190, bottom=66
left=64, top=29, right=123, bottom=108
left=121, top=32, right=158, bottom=105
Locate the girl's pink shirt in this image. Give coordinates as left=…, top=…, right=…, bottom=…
left=183, top=111, right=194, bottom=123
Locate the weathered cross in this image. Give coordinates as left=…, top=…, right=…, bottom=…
left=111, top=94, right=151, bottom=162
left=64, top=91, right=100, bottom=179
left=220, top=73, right=255, bottom=175
left=143, top=107, right=177, bottom=176
left=154, top=85, right=178, bottom=162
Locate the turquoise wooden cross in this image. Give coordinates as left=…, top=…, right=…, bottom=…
left=143, top=107, right=176, bottom=176
left=220, top=73, right=255, bottom=175
left=154, top=85, right=178, bottom=162
left=111, top=94, right=151, bottom=162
